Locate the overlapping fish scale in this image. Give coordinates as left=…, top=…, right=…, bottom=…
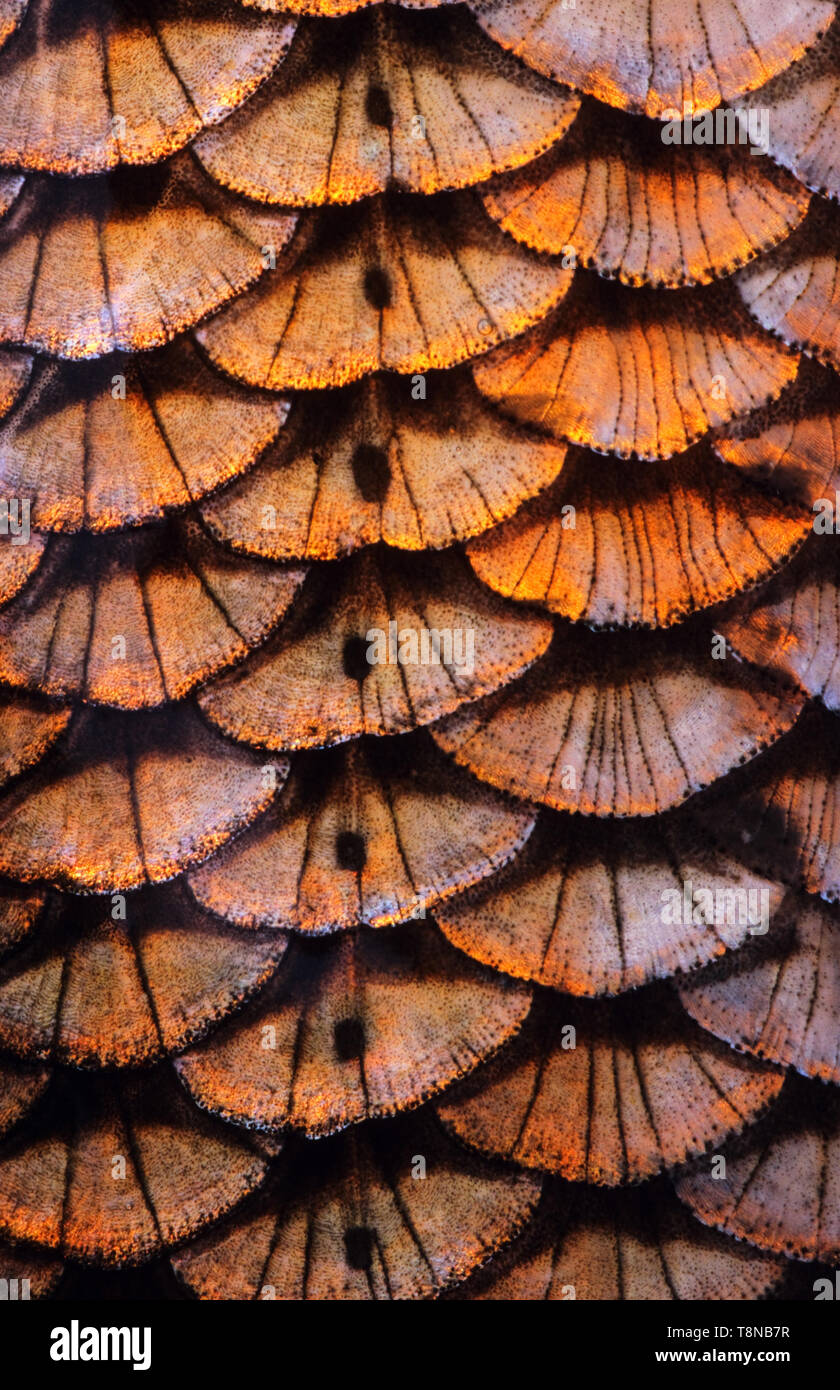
left=0, top=0, right=837, bottom=1302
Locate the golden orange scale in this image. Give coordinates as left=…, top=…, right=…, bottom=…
left=0, top=886, right=288, bottom=1068
left=0, top=0, right=838, bottom=1304
left=721, top=536, right=840, bottom=706
left=0, top=340, right=289, bottom=533
left=714, top=359, right=840, bottom=505
left=482, top=101, right=810, bottom=287
left=469, top=0, right=835, bottom=117
left=197, top=191, right=572, bottom=390
left=0, top=707, right=285, bottom=892
left=464, top=1188, right=785, bottom=1301
left=695, top=706, right=840, bottom=901
left=188, top=737, right=536, bottom=931
left=0, top=690, right=71, bottom=791
left=195, top=8, right=578, bottom=206
left=0, top=527, right=46, bottom=604
left=0, top=0, right=297, bottom=174
left=0, top=1054, right=49, bottom=1137
left=198, top=548, right=552, bottom=750
left=432, top=632, right=804, bottom=817
left=472, top=277, right=800, bottom=458
left=676, top=1080, right=840, bottom=1263
left=0, top=522, right=306, bottom=707
left=436, top=988, right=784, bottom=1182
left=0, top=347, right=31, bottom=416
left=435, top=815, right=784, bottom=995
left=200, top=372, right=568, bottom=559
left=0, top=159, right=297, bottom=358
left=679, top=896, right=840, bottom=1082
left=467, top=445, right=810, bottom=628
left=737, top=199, right=840, bottom=367
left=175, top=918, right=530, bottom=1136
left=737, top=18, right=840, bottom=199
left=0, top=1071, right=273, bottom=1266
left=0, top=0, right=25, bottom=49
left=172, top=1113, right=541, bottom=1301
